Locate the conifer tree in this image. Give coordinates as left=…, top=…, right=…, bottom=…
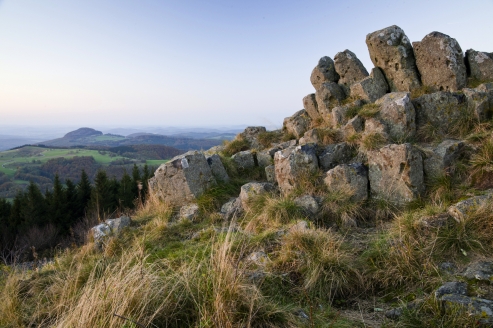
left=118, top=170, right=135, bottom=209
left=76, top=170, right=92, bottom=219
left=90, top=170, right=113, bottom=219
left=64, top=179, right=78, bottom=231
left=21, top=181, right=47, bottom=228
left=50, top=174, right=66, bottom=230
left=131, top=164, right=141, bottom=202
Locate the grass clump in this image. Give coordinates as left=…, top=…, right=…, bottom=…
left=317, top=128, right=342, bottom=145
left=470, top=137, right=493, bottom=182
left=222, top=138, right=250, bottom=157
left=361, top=132, right=387, bottom=151
left=410, top=84, right=434, bottom=99
left=257, top=130, right=282, bottom=149
left=358, top=103, right=381, bottom=119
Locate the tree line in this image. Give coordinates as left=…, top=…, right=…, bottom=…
left=0, top=164, right=153, bottom=263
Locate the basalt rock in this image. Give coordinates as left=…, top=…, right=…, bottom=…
left=232, top=150, right=256, bottom=169
left=310, top=56, right=339, bottom=91
left=349, top=67, right=389, bottom=103
left=206, top=154, right=229, bottom=182
left=366, top=25, right=421, bottom=92
left=149, top=151, right=216, bottom=206
left=372, top=92, right=416, bottom=140
left=315, top=82, right=346, bottom=122
left=318, top=143, right=354, bottom=171
left=466, top=49, right=493, bottom=82
left=334, top=50, right=369, bottom=96
left=283, top=109, right=312, bottom=139
left=367, top=143, right=424, bottom=204
left=413, top=32, right=467, bottom=92
left=423, top=139, right=471, bottom=178
left=324, top=163, right=369, bottom=201
left=302, top=93, right=321, bottom=121
left=236, top=126, right=267, bottom=150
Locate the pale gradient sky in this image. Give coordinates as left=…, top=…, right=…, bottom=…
left=1, top=0, right=492, bottom=128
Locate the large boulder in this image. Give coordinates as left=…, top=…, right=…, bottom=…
left=413, top=32, right=467, bottom=92
left=349, top=67, right=389, bottom=103
left=274, top=144, right=319, bottom=194
left=366, top=25, right=421, bottom=92
left=324, top=163, right=368, bottom=201
left=299, top=129, right=320, bottom=145
left=310, top=56, right=339, bottom=91
left=318, top=143, right=354, bottom=171
left=236, top=126, right=267, bottom=150
left=315, top=82, right=346, bottom=122
left=412, top=91, right=470, bottom=137
left=283, top=109, right=312, bottom=139
left=334, top=50, right=369, bottom=95
left=302, top=94, right=321, bottom=122
left=372, top=92, right=416, bottom=140
left=465, top=49, right=493, bottom=82
left=256, top=151, right=273, bottom=168
left=206, top=154, right=229, bottom=183
left=149, top=151, right=216, bottom=206
left=221, top=197, right=244, bottom=220
left=367, top=144, right=424, bottom=204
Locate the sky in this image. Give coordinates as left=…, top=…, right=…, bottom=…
left=1, top=0, right=493, bottom=129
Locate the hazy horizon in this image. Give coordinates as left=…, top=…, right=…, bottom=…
left=1, top=0, right=493, bottom=127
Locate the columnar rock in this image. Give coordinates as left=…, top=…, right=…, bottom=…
left=372, top=92, right=416, bottom=140
left=422, top=139, right=470, bottom=177
left=315, top=82, right=346, bottom=122
left=232, top=150, right=256, bottom=169
left=206, top=154, right=229, bottom=182
left=283, top=109, right=312, bottom=139
left=236, top=126, right=267, bottom=150
left=318, top=143, right=354, bottom=171
left=302, top=94, right=321, bottom=121
left=465, top=49, right=493, bottom=82
left=350, top=68, right=389, bottom=103
left=149, top=151, right=216, bottom=206
left=412, top=92, right=470, bottom=136
left=310, top=56, right=339, bottom=91
left=367, top=144, right=424, bottom=204
left=413, top=32, right=467, bottom=92
left=366, top=25, right=421, bottom=92
left=324, top=163, right=368, bottom=201
left=462, top=88, right=493, bottom=122
left=274, top=144, right=319, bottom=194
left=265, top=165, right=276, bottom=184
left=239, top=182, right=275, bottom=209
left=334, top=50, right=369, bottom=95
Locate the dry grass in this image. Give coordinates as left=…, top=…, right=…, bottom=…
left=470, top=137, right=493, bottom=182
left=257, top=130, right=282, bottom=149
left=361, top=132, right=387, bottom=151
left=222, top=138, right=250, bottom=157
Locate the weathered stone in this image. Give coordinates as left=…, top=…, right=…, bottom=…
left=440, top=294, right=493, bottom=322
left=331, top=99, right=366, bottom=127
left=343, top=115, right=364, bottom=138
left=423, top=139, right=470, bottom=177
left=478, top=82, right=493, bottom=92
left=363, top=118, right=388, bottom=139
left=460, top=261, right=493, bottom=282
left=435, top=282, right=468, bottom=299
left=294, top=195, right=320, bottom=216
left=366, top=25, right=421, bottom=92
left=334, top=50, right=369, bottom=95
left=203, top=145, right=226, bottom=156
left=206, top=154, right=229, bottom=183
left=283, top=109, right=312, bottom=139
left=220, top=197, right=244, bottom=220
left=289, top=220, right=309, bottom=233
left=303, top=93, right=321, bottom=121
left=91, top=216, right=131, bottom=248
left=439, top=262, right=458, bottom=274
left=447, top=190, right=493, bottom=221
left=367, top=144, right=424, bottom=204
left=179, top=204, right=200, bottom=220
left=385, top=308, right=403, bottom=320
left=236, top=126, right=267, bottom=150
left=315, top=82, right=346, bottom=122
left=256, top=151, right=272, bottom=168
left=350, top=67, right=389, bottom=103
left=318, top=143, right=354, bottom=171
left=299, top=129, right=319, bottom=145
left=412, top=91, right=470, bottom=137
left=239, top=182, right=275, bottom=209
left=274, top=144, right=319, bottom=194
left=149, top=151, right=216, bottom=206
left=463, top=88, right=493, bottom=122
left=466, top=49, right=493, bottom=82
left=265, top=165, right=276, bottom=184
left=310, top=56, right=339, bottom=91
left=324, top=163, right=368, bottom=201
left=413, top=32, right=467, bottom=92
left=373, top=92, right=416, bottom=140
left=232, top=150, right=256, bottom=169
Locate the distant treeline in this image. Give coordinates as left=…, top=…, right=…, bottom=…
left=0, top=165, right=152, bottom=263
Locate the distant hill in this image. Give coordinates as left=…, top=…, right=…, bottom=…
left=40, top=128, right=223, bottom=151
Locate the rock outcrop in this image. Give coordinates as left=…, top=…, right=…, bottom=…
left=310, top=56, right=339, bottom=91
left=283, top=109, right=312, bottom=139
left=236, top=126, right=267, bottom=150
left=366, top=25, right=421, bottom=92
left=315, top=82, right=346, bottom=122
left=324, top=163, right=368, bottom=201
left=334, top=50, right=369, bottom=95
left=466, top=49, right=493, bottom=82
left=413, top=32, right=467, bottom=92
left=274, top=145, right=319, bottom=194
left=372, top=92, right=416, bottom=140
left=149, top=151, right=216, bottom=206
left=349, top=67, right=389, bottom=103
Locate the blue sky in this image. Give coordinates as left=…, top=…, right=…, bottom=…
left=1, top=0, right=492, bottom=128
